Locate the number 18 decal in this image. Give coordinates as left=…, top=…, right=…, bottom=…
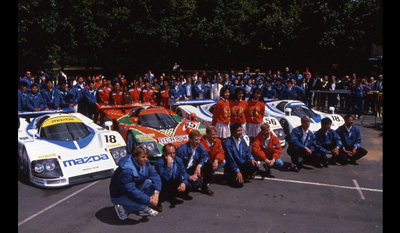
left=105, top=135, right=116, bottom=143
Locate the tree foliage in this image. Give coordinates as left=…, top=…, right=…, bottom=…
left=18, top=0, right=381, bottom=74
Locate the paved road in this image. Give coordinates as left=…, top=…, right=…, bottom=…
left=18, top=115, right=383, bottom=233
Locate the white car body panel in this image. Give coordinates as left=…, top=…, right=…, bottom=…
left=264, top=100, right=345, bottom=135
left=18, top=113, right=126, bottom=188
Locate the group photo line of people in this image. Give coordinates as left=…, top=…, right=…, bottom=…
left=18, top=66, right=383, bottom=119
left=110, top=113, right=368, bottom=219
left=17, top=66, right=377, bottom=219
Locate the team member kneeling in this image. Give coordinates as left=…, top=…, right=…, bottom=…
left=155, top=143, right=191, bottom=209
left=224, top=123, right=260, bottom=188
left=251, top=122, right=283, bottom=177
left=109, top=145, right=162, bottom=220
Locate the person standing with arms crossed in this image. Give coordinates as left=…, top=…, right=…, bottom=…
left=229, top=88, right=248, bottom=136
left=246, top=88, right=265, bottom=143
left=212, top=87, right=231, bottom=142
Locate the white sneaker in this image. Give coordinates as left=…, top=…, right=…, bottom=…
left=114, top=204, right=128, bottom=220
left=137, top=206, right=158, bottom=217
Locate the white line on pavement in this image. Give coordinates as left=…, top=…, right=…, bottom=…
left=18, top=180, right=100, bottom=227
left=353, top=179, right=366, bottom=200
left=214, top=171, right=382, bottom=193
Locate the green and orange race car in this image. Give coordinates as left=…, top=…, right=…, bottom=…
left=115, top=106, right=206, bottom=163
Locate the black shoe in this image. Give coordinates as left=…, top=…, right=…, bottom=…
left=177, top=192, right=193, bottom=200
left=302, top=165, right=313, bottom=170
left=313, top=162, right=323, bottom=168
left=201, top=187, right=215, bottom=196
left=263, top=163, right=271, bottom=175
left=262, top=163, right=275, bottom=178
left=153, top=202, right=163, bottom=212
left=167, top=198, right=181, bottom=208
left=349, top=158, right=359, bottom=165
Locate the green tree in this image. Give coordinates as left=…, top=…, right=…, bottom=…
left=18, top=0, right=381, bottom=74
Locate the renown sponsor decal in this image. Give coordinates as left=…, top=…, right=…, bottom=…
left=158, top=135, right=189, bottom=144
left=63, top=154, right=109, bottom=167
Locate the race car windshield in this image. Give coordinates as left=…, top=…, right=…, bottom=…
left=289, top=106, right=317, bottom=119
left=139, top=113, right=178, bottom=129
left=40, top=122, right=91, bottom=141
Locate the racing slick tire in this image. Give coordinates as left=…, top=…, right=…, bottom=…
left=176, top=108, right=183, bottom=117
left=280, top=118, right=290, bottom=139
left=126, top=132, right=136, bottom=154
left=18, top=147, right=30, bottom=176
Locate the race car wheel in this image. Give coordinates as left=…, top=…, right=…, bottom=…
left=280, top=119, right=290, bottom=137
left=126, top=132, right=136, bottom=154
left=19, top=147, right=29, bottom=176
left=176, top=108, right=183, bottom=117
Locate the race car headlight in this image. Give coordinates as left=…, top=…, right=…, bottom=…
left=120, top=147, right=127, bottom=157
left=31, top=159, right=63, bottom=179
left=45, top=161, right=56, bottom=172
left=110, top=146, right=128, bottom=165
left=273, top=128, right=286, bottom=140
left=144, top=142, right=155, bottom=151
left=137, top=141, right=161, bottom=157
left=34, top=163, right=45, bottom=173
left=110, top=146, right=127, bottom=159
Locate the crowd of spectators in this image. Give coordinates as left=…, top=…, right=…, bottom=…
left=18, top=66, right=383, bottom=121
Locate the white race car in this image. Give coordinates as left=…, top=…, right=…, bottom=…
left=265, top=100, right=345, bottom=135
left=18, top=113, right=127, bottom=188
left=174, top=99, right=286, bottom=147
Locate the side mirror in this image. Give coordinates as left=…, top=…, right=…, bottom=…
left=28, top=129, right=38, bottom=141
left=104, top=121, right=113, bottom=131
left=285, top=108, right=292, bottom=116
left=189, top=113, right=196, bottom=121
left=329, top=106, right=335, bottom=114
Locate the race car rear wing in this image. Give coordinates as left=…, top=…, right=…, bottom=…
left=171, top=98, right=275, bottom=107
left=96, top=102, right=157, bottom=111
left=171, top=99, right=217, bottom=106
left=18, top=107, right=74, bottom=118
left=243, top=97, right=276, bottom=102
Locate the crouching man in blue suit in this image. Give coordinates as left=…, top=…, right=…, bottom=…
left=155, top=143, right=190, bottom=209
left=175, top=130, right=214, bottom=196
left=224, top=123, right=260, bottom=188
left=109, top=145, right=162, bottom=220
left=287, top=116, right=318, bottom=172
left=336, top=114, right=368, bottom=165
left=314, top=117, right=342, bottom=167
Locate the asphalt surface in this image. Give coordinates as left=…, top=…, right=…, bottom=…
left=18, top=114, right=383, bottom=233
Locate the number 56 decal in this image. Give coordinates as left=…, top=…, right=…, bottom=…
left=264, top=118, right=277, bottom=125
